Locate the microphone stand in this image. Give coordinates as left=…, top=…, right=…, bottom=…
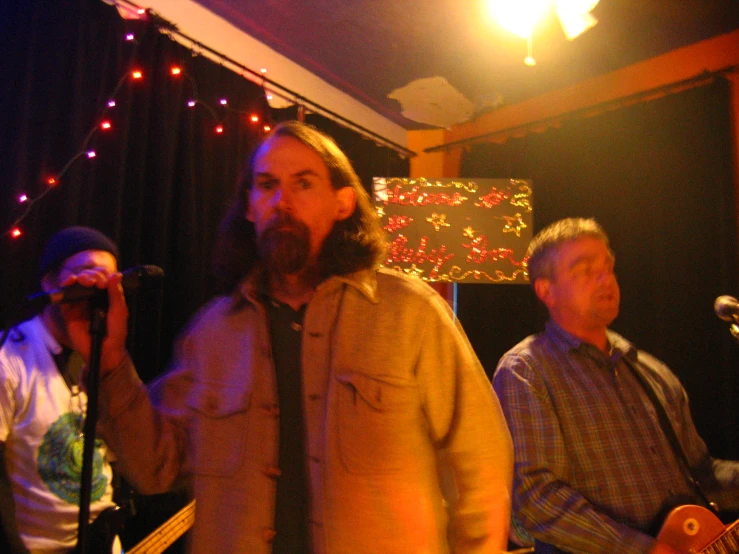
left=75, top=295, right=107, bottom=554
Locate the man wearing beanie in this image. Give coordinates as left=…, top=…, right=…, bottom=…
left=0, top=226, right=121, bottom=554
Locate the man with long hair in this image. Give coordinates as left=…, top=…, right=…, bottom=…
left=68, top=121, right=513, bottom=553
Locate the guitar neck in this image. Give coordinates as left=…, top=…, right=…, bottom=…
left=128, top=500, right=196, bottom=554
left=701, top=518, right=739, bottom=553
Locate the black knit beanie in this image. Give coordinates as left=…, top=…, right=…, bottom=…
left=37, top=226, right=119, bottom=280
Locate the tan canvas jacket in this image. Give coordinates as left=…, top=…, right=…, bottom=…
left=98, top=268, right=513, bottom=553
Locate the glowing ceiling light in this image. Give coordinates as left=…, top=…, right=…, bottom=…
left=11, top=228, right=22, bottom=238
left=484, top=0, right=599, bottom=40
left=485, top=0, right=549, bottom=39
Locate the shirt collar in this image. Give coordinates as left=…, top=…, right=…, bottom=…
left=544, top=319, right=637, bottom=363
left=26, top=315, right=63, bottom=356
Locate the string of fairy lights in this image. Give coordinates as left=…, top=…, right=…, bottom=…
left=3, top=17, right=272, bottom=242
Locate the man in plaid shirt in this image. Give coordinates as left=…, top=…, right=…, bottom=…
left=493, top=218, right=739, bottom=554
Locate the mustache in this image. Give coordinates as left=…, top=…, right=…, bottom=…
left=264, top=212, right=304, bottom=233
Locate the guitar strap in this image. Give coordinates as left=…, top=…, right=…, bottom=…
left=620, top=354, right=719, bottom=515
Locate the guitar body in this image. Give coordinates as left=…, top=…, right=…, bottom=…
left=656, top=504, right=739, bottom=553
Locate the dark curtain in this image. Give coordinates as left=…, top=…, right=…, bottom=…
left=458, top=79, right=739, bottom=459
left=0, top=2, right=270, bottom=546
left=0, top=0, right=269, bottom=382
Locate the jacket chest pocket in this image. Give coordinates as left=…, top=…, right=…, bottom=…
left=335, top=371, right=418, bottom=474
left=186, top=382, right=251, bottom=476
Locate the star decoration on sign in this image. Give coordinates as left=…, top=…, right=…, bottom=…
left=426, top=213, right=450, bottom=232
left=463, top=226, right=476, bottom=238
left=502, top=213, right=527, bottom=237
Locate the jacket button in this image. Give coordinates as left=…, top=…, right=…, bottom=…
left=290, top=321, right=302, bottom=332
left=262, top=528, right=277, bottom=543
left=264, top=465, right=282, bottom=478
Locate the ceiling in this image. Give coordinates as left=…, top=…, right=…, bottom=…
left=189, top=0, right=739, bottom=132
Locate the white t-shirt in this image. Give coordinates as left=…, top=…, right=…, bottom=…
left=0, top=316, right=118, bottom=553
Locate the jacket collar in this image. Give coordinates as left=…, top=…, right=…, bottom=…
left=232, top=265, right=380, bottom=309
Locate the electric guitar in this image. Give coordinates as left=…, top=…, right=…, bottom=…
left=656, top=504, right=739, bottom=552
left=73, top=499, right=195, bottom=554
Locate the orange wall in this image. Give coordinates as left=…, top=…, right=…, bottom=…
left=407, top=129, right=461, bottom=178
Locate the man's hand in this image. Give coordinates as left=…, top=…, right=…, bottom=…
left=59, top=270, right=129, bottom=374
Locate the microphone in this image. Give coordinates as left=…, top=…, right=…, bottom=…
left=714, top=295, right=739, bottom=322
left=24, top=265, right=165, bottom=313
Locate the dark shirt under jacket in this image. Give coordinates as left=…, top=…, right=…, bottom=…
left=267, top=298, right=310, bottom=554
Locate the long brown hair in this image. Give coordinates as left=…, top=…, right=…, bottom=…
left=213, top=121, right=387, bottom=291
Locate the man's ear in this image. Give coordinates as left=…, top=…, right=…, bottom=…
left=335, top=187, right=356, bottom=221
left=533, top=277, right=554, bottom=309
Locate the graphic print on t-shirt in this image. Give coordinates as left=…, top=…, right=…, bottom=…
left=37, top=412, right=108, bottom=504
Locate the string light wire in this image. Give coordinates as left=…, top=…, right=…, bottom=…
left=107, top=0, right=415, bottom=158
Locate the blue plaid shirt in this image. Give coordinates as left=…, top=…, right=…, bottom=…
left=493, top=321, right=735, bottom=554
